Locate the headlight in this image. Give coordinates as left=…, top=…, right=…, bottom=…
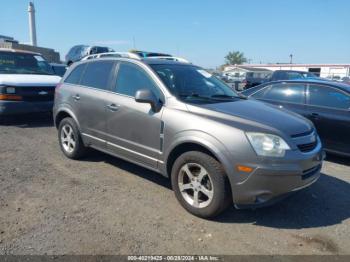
left=246, top=132, right=290, bottom=157
left=6, top=87, right=16, bottom=94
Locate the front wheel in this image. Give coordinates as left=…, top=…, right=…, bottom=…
left=171, top=151, right=231, bottom=218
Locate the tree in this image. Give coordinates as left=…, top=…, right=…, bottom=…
left=224, top=51, right=247, bottom=65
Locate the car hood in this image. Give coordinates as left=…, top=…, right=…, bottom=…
left=187, top=99, right=312, bottom=137
left=0, top=74, right=61, bottom=86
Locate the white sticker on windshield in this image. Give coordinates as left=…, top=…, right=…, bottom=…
left=34, top=55, right=45, bottom=62
left=197, top=69, right=212, bottom=78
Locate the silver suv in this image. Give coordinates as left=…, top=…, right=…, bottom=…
left=54, top=57, right=323, bottom=218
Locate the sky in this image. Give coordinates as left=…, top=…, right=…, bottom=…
left=1, top=0, right=349, bottom=68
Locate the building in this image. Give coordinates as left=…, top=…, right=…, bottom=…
left=224, top=63, right=350, bottom=79
left=0, top=35, right=60, bottom=63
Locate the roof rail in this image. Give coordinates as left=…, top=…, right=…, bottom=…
left=81, top=52, right=191, bottom=64
left=81, top=51, right=141, bottom=61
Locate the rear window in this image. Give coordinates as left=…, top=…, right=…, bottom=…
left=80, top=61, right=114, bottom=90
left=64, top=64, right=86, bottom=85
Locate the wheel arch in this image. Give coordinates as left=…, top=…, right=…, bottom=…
left=54, top=108, right=80, bottom=131
left=164, top=132, right=234, bottom=181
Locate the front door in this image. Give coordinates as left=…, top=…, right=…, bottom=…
left=306, top=84, right=350, bottom=155
left=105, top=61, right=164, bottom=168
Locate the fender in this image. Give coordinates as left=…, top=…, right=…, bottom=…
left=54, top=103, right=81, bottom=131
left=163, top=130, right=236, bottom=180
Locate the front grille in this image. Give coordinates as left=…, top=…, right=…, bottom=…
left=297, top=141, right=317, bottom=153
left=14, top=86, right=55, bottom=102
left=302, top=164, right=321, bottom=180
left=291, top=128, right=314, bottom=138
left=22, top=94, right=54, bottom=102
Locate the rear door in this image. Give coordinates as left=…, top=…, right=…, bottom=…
left=71, top=60, right=115, bottom=148
left=306, top=84, right=350, bottom=154
left=250, top=82, right=307, bottom=116
left=104, top=61, right=164, bottom=168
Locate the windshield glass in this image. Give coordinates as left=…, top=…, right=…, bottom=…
left=0, top=52, right=54, bottom=75
left=150, top=64, right=240, bottom=103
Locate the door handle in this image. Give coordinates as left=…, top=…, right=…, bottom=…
left=107, top=104, right=120, bottom=111
left=72, top=94, right=80, bottom=101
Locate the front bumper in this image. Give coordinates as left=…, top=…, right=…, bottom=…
left=0, top=101, right=53, bottom=115
left=231, top=145, right=324, bottom=208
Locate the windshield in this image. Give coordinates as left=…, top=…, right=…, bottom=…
left=150, top=64, right=240, bottom=104
left=0, top=52, right=54, bottom=75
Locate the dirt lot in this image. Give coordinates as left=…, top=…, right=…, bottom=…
left=0, top=114, right=349, bottom=255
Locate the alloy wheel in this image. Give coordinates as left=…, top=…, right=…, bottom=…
left=178, top=163, right=214, bottom=208
left=60, top=124, right=76, bottom=153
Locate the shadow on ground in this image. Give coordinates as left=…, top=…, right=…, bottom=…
left=0, top=113, right=54, bottom=128
left=82, top=150, right=350, bottom=229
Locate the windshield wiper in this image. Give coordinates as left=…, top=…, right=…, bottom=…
left=211, top=94, right=247, bottom=100
left=179, top=93, right=212, bottom=100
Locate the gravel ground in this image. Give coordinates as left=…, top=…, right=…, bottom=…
left=0, top=114, right=349, bottom=255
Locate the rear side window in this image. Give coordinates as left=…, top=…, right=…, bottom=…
left=64, top=64, right=86, bottom=85
left=308, top=84, right=350, bottom=109
left=80, top=61, right=114, bottom=90
left=115, top=62, right=161, bottom=98
left=252, top=83, right=305, bottom=104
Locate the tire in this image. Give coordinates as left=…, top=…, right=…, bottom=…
left=171, top=151, right=231, bottom=218
left=58, top=117, right=87, bottom=159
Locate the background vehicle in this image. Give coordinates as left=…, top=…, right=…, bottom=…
left=243, top=71, right=272, bottom=89
left=50, top=63, right=67, bottom=76
left=129, top=50, right=172, bottom=58
left=54, top=57, right=322, bottom=218
left=242, top=80, right=350, bottom=156
left=0, top=49, right=61, bottom=116
left=268, top=70, right=318, bottom=81
left=65, top=45, right=112, bottom=66
left=342, top=77, right=350, bottom=85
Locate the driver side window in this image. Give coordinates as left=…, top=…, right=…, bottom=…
left=115, top=62, right=162, bottom=99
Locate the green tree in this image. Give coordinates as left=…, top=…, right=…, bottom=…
left=224, top=51, right=248, bottom=65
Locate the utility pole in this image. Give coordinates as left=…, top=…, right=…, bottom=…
left=289, top=54, right=293, bottom=64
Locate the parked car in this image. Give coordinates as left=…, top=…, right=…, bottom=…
left=129, top=50, right=172, bottom=58
left=0, top=49, right=61, bottom=116
left=54, top=57, right=323, bottom=218
left=342, top=77, right=350, bottom=85
left=242, top=80, right=350, bottom=156
left=243, top=71, right=272, bottom=89
left=65, top=45, right=112, bottom=66
left=50, top=63, right=67, bottom=77
left=268, top=70, right=318, bottom=81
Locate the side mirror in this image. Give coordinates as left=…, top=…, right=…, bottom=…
left=135, top=89, right=162, bottom=112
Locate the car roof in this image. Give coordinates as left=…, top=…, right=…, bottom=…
left=243, top=79, right=350, bottom=94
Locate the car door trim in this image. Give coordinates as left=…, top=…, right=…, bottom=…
left=81, top=132, right=164, bottom=164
